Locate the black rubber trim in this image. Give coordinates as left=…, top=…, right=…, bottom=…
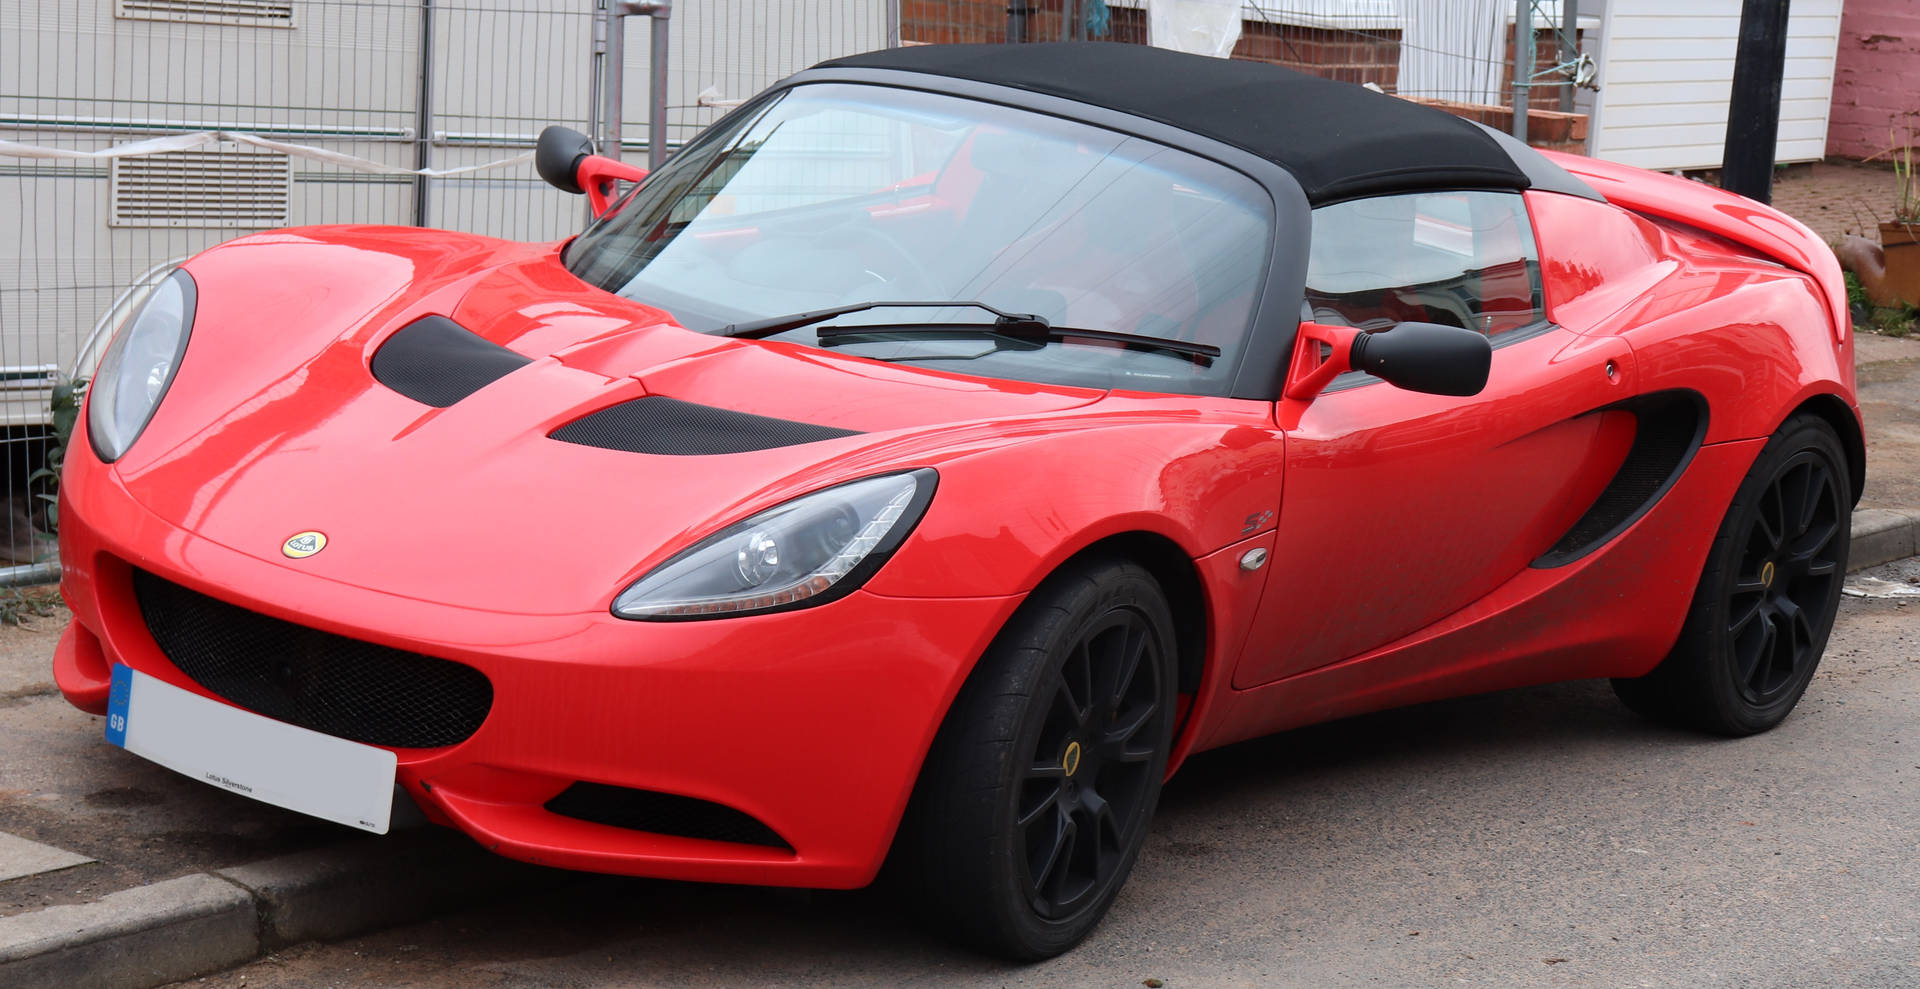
left=1532, top=389, right=1709, bottom=569
left=545, top=782, right=793, bottom=851
left=551, top=395, right=860, bottom=455
left=370, top=315, right=532, bottom=407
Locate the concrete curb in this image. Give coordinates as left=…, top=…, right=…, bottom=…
left=0, top=832, right=563, bottom=989
left=1850, top=508, right=1920, bottom=573
left=2, top=509, right=1916, bottom=988
left=0, top=874, right=254, bottom=989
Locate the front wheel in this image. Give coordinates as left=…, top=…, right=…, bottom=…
left=895, top=557, right=1177, bottom=960
left=1612, top=413, right=1851, bottom=735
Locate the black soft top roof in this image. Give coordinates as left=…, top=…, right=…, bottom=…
left=819, top=43, right=1536, bottom=205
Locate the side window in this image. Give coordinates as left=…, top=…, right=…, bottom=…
left=1305, top=191, right=1545, bottom=337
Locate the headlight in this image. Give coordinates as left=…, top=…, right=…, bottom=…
left=88, top=268, right=196, bottom=463
left=614, top=469, right=936, bottom=620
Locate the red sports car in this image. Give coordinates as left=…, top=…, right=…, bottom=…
left=54, top=43, right=1860, bottom=959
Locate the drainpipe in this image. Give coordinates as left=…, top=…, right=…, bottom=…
left=1721, top=0, right=1792, bottom=204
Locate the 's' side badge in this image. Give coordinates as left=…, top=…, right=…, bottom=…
left=282, top=531, right=327, bottom=559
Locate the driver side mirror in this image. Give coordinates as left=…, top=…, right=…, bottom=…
left=1283, top=320, right=1492, bottom=408
left=536, top=125, right=649, bottom=217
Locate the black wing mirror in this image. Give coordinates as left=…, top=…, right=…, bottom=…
left=536, top=125, right=596, bottom=194
left=536, top=125, right=649, bottom=216
left=1349, top=321, right=1492, bottom=397
left=1284, top=320, right=1492, bottom=413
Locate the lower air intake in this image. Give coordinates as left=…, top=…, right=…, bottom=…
left=545, top=782, right=793, bottom=851
left=132, top=569, right=493, bottom=749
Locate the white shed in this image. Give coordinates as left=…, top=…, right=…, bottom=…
left=1590, top=0, right=1844, bottom=171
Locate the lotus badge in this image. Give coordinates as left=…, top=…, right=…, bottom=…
left=282, top=531, right=327, bottom=559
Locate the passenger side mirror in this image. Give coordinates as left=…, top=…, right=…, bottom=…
left=1283, top=320, right=1492, bottom=411
left=1349, top=321, right=1491, bottom=397
left=536, top=125, right=648, bottom=217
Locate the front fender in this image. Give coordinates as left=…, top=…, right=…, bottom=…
left=868, top=395, right=1286, bottom=599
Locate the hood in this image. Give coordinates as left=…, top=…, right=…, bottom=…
left=111, top=227, right=1103, bottom=616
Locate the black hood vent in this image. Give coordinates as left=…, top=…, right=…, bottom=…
left=550, top=396, right=860, bottom=455
left=371, top=315, right=531, bottom=407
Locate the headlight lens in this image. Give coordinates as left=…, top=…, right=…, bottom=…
left=88, top=268, right=196, bottom=463
left=614, top=469, right=936, bottom=620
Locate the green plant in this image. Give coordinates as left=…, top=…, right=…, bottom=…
left=1869, top=304, right=1916, bottom=337
left=27, top=376, right=83, bottom=536
left=1845, top=270, right=1870, bottom=310
left=0, top=585, right=62, bottom=627
left=1894, top=110, right=1919, bottom=223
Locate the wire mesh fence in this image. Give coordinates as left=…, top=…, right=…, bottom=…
left=1, top=0, right=1585, bottom=581
left=0, top=0, right=891, bottom=581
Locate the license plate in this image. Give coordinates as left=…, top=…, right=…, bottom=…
left=106, top=664, right=396, bottom=833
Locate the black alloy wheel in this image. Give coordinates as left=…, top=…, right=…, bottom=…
left=1724, top=449, right=1844, bottom=705
left=895, top=557, right=1177, bottom=960
left=1612, top=413, right=1851, bottom=735
left=1017, top=607, right=1167, bottom=921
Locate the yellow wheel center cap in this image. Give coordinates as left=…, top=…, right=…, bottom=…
left=1761, top=561, right=1776, bottom=589
left=1062, top=741, right=1082, bottom=777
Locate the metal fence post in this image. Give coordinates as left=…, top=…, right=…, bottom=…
left=411, top=0, right=435, bottom=227
left=1559, top=0, right=1578, bottom=113
left=1511, top=0, right=1533, bottom=141
left=603, top=4, right=670, bottom=171
left=886, top=0, right=901, bottom=47
left=588, top=0, right=607, bottom=153
left=646, top=3, right=670, bottom=172
left=604, top=2, right=626, bottom=161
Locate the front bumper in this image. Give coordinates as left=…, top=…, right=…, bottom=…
left=54, top=458, right=1021, bottom=889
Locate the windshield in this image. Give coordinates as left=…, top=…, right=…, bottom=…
left=564, top=83, right=1274, bottom=395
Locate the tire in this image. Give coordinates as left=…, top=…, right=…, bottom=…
left=894, top=557, right=1178, bottom=960
left=1612, top=413, right=1851, bottom=735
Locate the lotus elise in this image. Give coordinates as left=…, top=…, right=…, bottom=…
left=54, top=43, right=1862, bottom=959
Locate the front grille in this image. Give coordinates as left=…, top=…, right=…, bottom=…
left=132, top=569, right=493, bottom=748
left=545, top=782, right=793, bottom=851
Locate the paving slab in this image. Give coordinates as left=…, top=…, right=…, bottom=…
left=0, top=830, right=92, bottom=883
left=1854, top=332, right=1920, bottom=513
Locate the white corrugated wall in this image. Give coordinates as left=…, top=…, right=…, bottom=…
left=1591, top=0, right=1843, bottom=171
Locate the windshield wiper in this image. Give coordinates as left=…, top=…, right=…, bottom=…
left=720, top=299, right=1221, bottom=363
left=721, top=299, right=1038, bottom=339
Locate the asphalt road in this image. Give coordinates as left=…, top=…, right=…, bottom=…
left=149, top=565, right=1920, bottom=989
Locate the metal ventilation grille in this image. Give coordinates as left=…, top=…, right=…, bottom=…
left=110, top=148, right=292, bottom=228
left=116, top=0, right=296, bottom=28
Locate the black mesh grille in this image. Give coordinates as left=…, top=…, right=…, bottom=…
left=545, top=782, right=792, bottom=850
left=1534, top=391, right=1706, bottom=568
left=370, top=315, right=531, bottom=407
left=550, top=395, right=860, bottom=455
left=132, top=569, right=493, bottom=749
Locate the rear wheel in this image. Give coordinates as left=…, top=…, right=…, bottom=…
left=1612, top=413, right=1850, bottom=735
left=896, top=557, right=1177, bottom=960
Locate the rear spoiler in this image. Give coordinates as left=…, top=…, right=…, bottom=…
left=1541, top=151, right=1848, bottom=344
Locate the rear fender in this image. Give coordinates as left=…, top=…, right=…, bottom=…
left=1542, top=151, right=1848, bottom=345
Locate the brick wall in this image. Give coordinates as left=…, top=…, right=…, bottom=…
left=900, top=1, right=1583, bottom=152
left=1826, top=0, right=1920, bottom=160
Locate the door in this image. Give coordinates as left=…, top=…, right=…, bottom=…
left=1233, top=190, right=1636, bottom=689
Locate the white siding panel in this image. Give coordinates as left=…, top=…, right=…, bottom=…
left=1592, top=0, right=1843, bottom=172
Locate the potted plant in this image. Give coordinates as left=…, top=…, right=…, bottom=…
left=1880, top=110, right=1920, bottom=306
